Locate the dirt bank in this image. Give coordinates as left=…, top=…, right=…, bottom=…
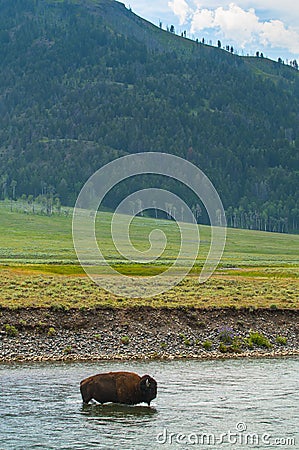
left=0, top=307, right=298, bottom=362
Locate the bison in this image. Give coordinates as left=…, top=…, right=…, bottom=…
left=80, top=371, right=157, bottom=406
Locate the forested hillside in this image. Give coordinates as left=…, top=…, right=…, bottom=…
left=0, top=0, right=299, bottom=232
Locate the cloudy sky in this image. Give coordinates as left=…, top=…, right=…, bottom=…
left=123, top=0, right=299, bottom=62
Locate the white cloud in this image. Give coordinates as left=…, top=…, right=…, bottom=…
left=190, top=8, right=215, bottom=31
left=191, top=3, right=261, bottom=46
left=168, top=0, right=192, bottom=25
left=170, top=1, right=299, bottom=55
left=260, top=20, right=299, bottom=53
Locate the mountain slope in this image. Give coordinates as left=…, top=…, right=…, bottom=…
left=0, top=0, right=299, bottom=232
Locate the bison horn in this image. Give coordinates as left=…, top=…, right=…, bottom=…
left=145, top=378, right=150, bottom=388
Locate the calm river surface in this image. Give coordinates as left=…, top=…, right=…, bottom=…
left=0, top=358, right=298, bottom=449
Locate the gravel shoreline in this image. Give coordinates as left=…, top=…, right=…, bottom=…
left=0, top=307, right=298, bottom=363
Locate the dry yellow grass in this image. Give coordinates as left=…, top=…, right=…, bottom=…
left=0, top=265, right=297, bottom=309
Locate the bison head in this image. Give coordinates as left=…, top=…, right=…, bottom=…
left=140, top=375, right=157, bottom=405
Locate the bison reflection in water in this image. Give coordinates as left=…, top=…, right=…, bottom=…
left=80, top=371, right=157, bottom=406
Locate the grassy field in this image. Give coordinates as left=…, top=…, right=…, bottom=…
left=0, top=203, right=298, bottom=309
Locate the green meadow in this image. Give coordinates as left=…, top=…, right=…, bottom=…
left=0, top=203, right=298, bottom=309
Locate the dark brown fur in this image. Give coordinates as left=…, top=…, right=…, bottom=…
left=80, top=371, right=157, bottom=405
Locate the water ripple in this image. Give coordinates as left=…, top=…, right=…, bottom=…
left=0, top=358, right=298, bottom=449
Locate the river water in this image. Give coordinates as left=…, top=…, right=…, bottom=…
left=0, top=358, right=298, bottom=449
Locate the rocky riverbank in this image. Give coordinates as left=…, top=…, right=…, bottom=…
left=0, top=307, right=298, bottom=362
